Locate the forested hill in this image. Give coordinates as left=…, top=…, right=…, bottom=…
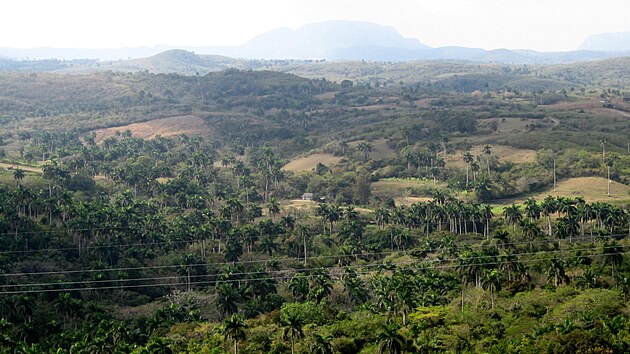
left=0, top=70, right=328, bottom=133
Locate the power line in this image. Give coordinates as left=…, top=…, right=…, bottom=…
left=1, top=246, right=624, bottom=295
left=0, top=232, right=619, bottom=278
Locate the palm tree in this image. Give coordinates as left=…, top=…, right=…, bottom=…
left=602, top=241, right=624, bottom=277
left=575, top=267, right=599, bottom=289
left=440, top=133, right=449, bottom=157
left=523, top=198, right=541, bottom=220
left=281, top=312, right=303, bottom=354
left=481, top=269, right=501, bottom=309
left=257, top=235, right=278, bottom=257
left=215, top=283, right=240, bottom=318
left=325, top=204, right=341, bottom=233
left=375, top=208, right=391, bottom=229
left=541, top=196, right=558, bottom=236
left=342, top=272, right=370, bottom=306
left=605, top=154, right=619, bottom=197
left=499, top=249, right=525, bottom=282
left=267, top=197, right=280, bottom=222
left=482, top=144, right=492, bottom=175
left=288, top=274, right=309, bottom=301
left=547, top=258, right=570, bottom=287
left=145, top=337, right=174, bottom=354
left=502, top=204, right=522, bottom=230
left=221, top=314, right=247, bottom=354
left=311, top=333, right=333, bottom=354
left=555, top=215, right=579, bottom=242
left=520, top=219, right=542, bottom=251
left=377, top=323, right=405, bottom=354
left=357, top=141, right=374, bottom=161
left=480, top=204, right=494, bottom=239
left=291, top=224, right=310, bottom=265
left=462, top=151, right=474, bottom=188
left=13, top=168, right=25, bottom=186
left=309, top=269, right=333, bottom=303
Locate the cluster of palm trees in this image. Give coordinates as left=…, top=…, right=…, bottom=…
left=462, top=144, right=493, bottom=188
left=503, top=196, right=630, bottom=241
left=372, top=191, right=494, bottom=238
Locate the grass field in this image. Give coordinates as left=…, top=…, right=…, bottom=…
left=91, top=115, right=212, bottom=143
left=494, top=176, right=630, bottom=205
left=0, top=162, right=42, bottom=173
left=372, top=178, right=445, bottom=200
left=446, top=144, right=536, bottom=168
left=282, top=153, right=343, bottom=172
left=349, top=139, right=396, bottom=160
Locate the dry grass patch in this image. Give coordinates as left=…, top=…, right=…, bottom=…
left=447, top=144, right=536, bottom=168
left=349, top=139, right=396, bottom=159
left=282, top=153, right=342, bottom=172
left=91, top=115, right=211, bottom=143
left=0, top=162, right=42, bottom=173
left=372, top=178, right=443, bottom=199
left=494, top=177, right=630, bottom=205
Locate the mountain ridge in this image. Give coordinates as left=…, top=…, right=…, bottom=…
left=0, top=21, right=628, bottom=65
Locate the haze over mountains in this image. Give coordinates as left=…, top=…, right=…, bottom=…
left=0, top=20, right=628, bottom=67
left=579, top=32, right=630, bottom=52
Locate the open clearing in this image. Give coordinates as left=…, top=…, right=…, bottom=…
left=447, top=144, right=536, bottom=168
left=494, top=177, right=630, bottom=205
left=283, top=153, right=343, bottom=172
left=372, top=178, right=444, bottom=199
left=0, top=162, right=42, bottom=173
left=349, top=138, right=396, bottom=159
left=91, top=115, right=211, bottom=143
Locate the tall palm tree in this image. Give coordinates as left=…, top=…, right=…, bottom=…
left=13, top=168, right=25, bottom=186
left=502, top=204, right=522, bottom=230
left=288, top=274, right=309, bottom=301
left=520, top=219, right=542, bottom=251
left=482, top=144, right=492, bottom=175
left=309, top=269, right=333, bottom=303
left=605, top=154, right=619, bottom=197
left=221, top=314, right=247, bottom=354
left=523, top=198, right=541, bottom=220
left=281, top=312, right=303, bottom=354
left=215, top=283, right=240, bottom=318
left=462, top=151, right=474, bottom=188
left=541, top=196, right=558, bottom=236
left=375, top=208, right=391, bottom=229
left=377, top=323, right=405, bottom=354
left=267, top=197, right=280, bottom=222
left=547, top=258, right=570, bottom=287
left=602, top=241, right=624, bottom=277
left=481, top=269, right=501, bottom=309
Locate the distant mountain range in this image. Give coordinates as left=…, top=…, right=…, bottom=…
left=0, top=21, right=628, bottom=67
left=579, top=32, right=630, bottom=52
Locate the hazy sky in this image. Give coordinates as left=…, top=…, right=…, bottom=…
left=1, top=0, right=628, bottom=51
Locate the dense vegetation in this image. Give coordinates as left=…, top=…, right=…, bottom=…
left=0, top=58, right=630, bottom=352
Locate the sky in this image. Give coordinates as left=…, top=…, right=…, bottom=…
left=1, top=0, right=628, bottom=52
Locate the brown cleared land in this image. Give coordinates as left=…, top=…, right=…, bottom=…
left=494, top=177, right=630, bottom=205
left=0, top=162, right=42, bottom=173
left=282, top=153, right=343, bottom=172
left=349, top=139, right=396, bottom=159
left=447, top=144, right=537, bottom=168
left=91, top=115, right=211, bottom=143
